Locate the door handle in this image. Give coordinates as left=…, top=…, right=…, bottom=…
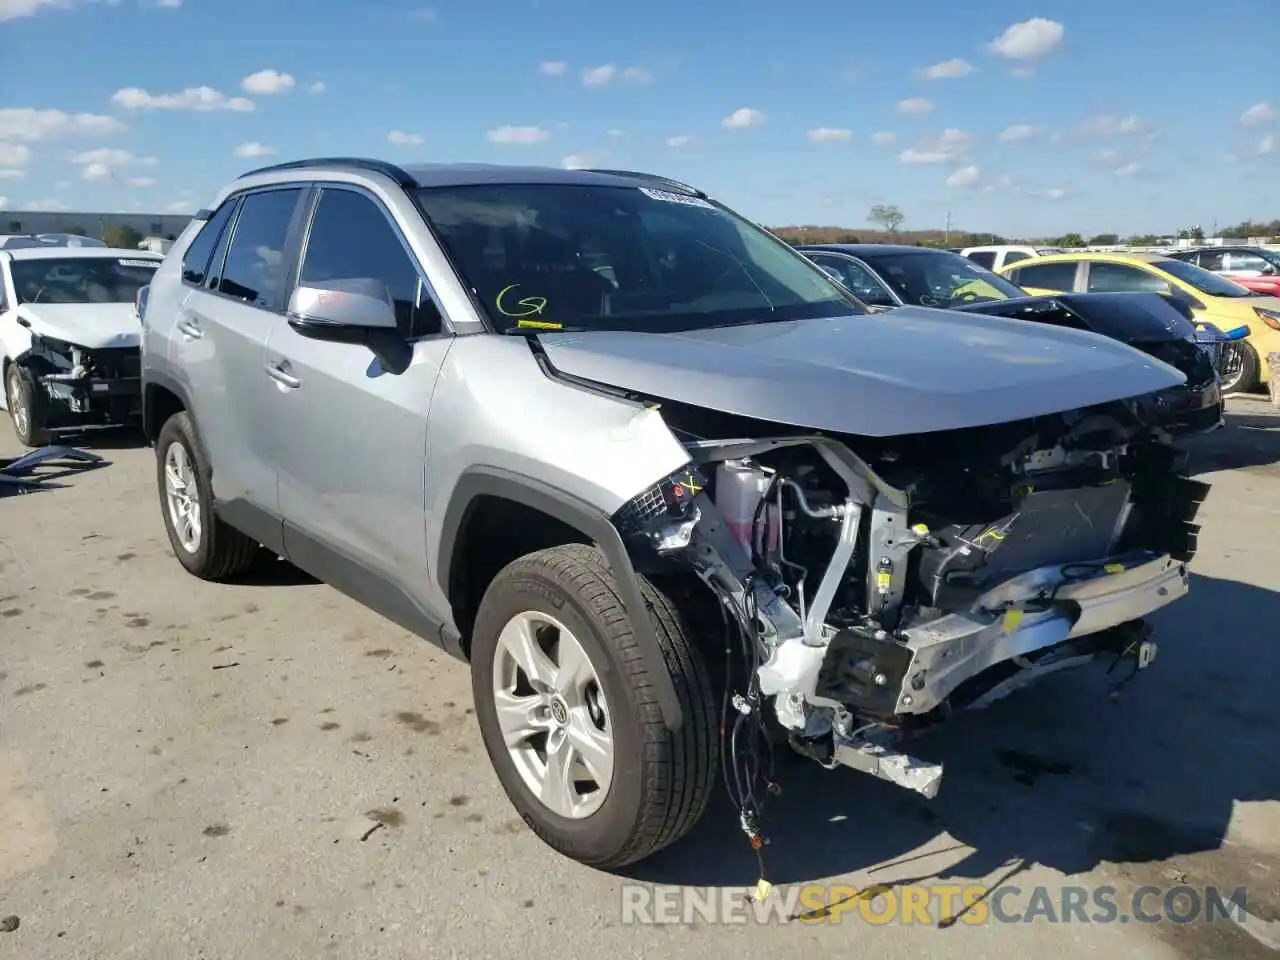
left=264, top=360, right=301, bottom=389
left=176, top=318, right=202, bottom=339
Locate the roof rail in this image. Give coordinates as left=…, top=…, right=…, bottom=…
left=583, top=168, right=706, bottom=198
left=238, top=157, right=417, bottom=188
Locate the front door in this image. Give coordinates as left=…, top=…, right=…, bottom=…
left=263, top=184, right=454, bottom=613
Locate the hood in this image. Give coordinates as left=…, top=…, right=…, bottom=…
left=953, top=292, right=1196, bottom=345
left=535, top=308, right=1187, bottom=438
left=17, top=303, right=140, bottom=349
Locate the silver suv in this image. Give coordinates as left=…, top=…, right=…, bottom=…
left=140, top=158, right=1204, bottom=868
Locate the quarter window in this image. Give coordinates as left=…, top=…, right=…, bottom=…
left=1008, top=261, right=1078, bottom=291
left=966, top=251, right=997, bottom=269
left=217, top=188, right=304, bottom=309
left=297, top=188, right=438, bottom=337
left=1003, top=251, right=1032, bottom=266
left=1086, top=262, right=1169, bottom=294
left=181, top=200, right=237, bottom=286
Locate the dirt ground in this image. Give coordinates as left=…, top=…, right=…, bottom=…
left=2, top=398, right=1278, bottom=960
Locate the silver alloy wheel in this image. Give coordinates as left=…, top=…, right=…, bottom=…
left=7, top=368, right=28, bottom=439
left=163, top=441, right=202, bottom=553
left=492, top=611, right=614, bottom=819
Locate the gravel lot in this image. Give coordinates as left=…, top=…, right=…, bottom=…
left=2, top=399, right=1279, bottom=960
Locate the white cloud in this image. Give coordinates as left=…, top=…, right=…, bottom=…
left=721, top=107, right=766, bottom=129
left=919, top=58, right=974, bottom=79
left=582, top=65, right=616, bottom=87
left=81, top=162, right=111, bottom=181
left=306, top=80, right=326, bottom=94
left=997, top=123, right=1039, bottom=141
left=987, top=18, right=1064, bottom=60
left=157, top=0, right=181, bottom=7
left=1028, top=186, right=1067, bottom=200
left=1077, top=114, right=1151, bottom=138
left=607, top=128, right=625, bottom=138
left=808, top=127, right=852, bottom=142
left=138, top=155, right=159, bottom=167
left=561, top=152, right=602, bottom=169
left=0, top=107, right=125, bottom=140
left=410, top=6, right=436, bottom=20
left=67, top=147, right=132, bottom=166
left=539, top=61, right=567, bottom=76
left=870, top=131, right=897, bottom=146
left=666, top=135, right=693, bottom=147
left=0, top=169, right=23, bottom=180
left=1114, top=161, right=1140, bottom=177
left=899, top=148, right=951, bottom=165
left=486, top=125, right=549, bottom=144
left=111, top=86, right=255, bottom=112
left=23, top=199, right=69, bottom=212
left=0, top=197, right=6, bottom=209
left=1241, top=102, right=1276, bottom=126
left=387, top=130, right=424, bottom=145
left=165, top=200, right=194, bottom=214
left=896, top=98, right=935, bottom=115
left=946, top=165, right=980, bottom=187
left=0, top=0, right=71, bottom=22
left=1258, top=133, right=1275, bottom=155
left=126, top=176, right=156, bottom=187
left=241, top=69, right=295, bottom=95
left=234, top=141, right=276, bottom=157
left=621, top=66, right=652, bottom=83
left=0, top=142, right=31, bottom=167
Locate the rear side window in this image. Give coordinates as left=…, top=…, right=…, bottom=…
left=1086, top=262, right=1169, bottom=294
left=217, top=188, right=304, bottom=309
left=966, top=251, right=997, bottom=269
left=297, top=187, right=438, bottom=336
left=1003, top=251, right=1031, bottom=266
left=1010, top=261, right=1077, bottom=291
left=181, top=200, right=237, bottom=286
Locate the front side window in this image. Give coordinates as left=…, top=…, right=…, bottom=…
left=298, top=188, right=437, bottom=337
left=413, top=183, right=862, bottom=333
left=806, top=254, right=896, bottom=306
left=856, top=250, right=1025, bottom=307
left=965, top=250, right=997, bottom=269
left=1003, top=251, right=1032, bottom=266
left=1153, top=257, right=1252, bottom=298
left=1225, top=251, right=1274, bottom=273
left=1009, top=260, right=1078, bottom=292
left=11, top=256, right=160, bottom=304
left=1087, top=262, right=1170, bottom=294
left=1194, top=250, right=1225, bottom=271
left=218, top=188, right=304, bottom=309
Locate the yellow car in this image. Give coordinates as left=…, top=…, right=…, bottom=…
left=998, top=251, right=1280, bottom=393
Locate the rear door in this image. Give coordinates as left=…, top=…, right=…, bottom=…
left=263, top=183, right=454, bottom=609
left=171, top=185, right=308, bottom=536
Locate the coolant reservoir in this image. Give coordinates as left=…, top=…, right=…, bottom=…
left=716, top=460, right=774, bottom=554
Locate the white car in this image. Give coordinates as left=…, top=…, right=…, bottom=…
left=0, top=245, right=161, bottom=446
left=960, top=244, right=1065, bottom=271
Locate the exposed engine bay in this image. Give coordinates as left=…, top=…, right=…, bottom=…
left=613, top=395, right=1208, bottom=808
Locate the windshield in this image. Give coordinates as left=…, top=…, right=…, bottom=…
left=1154, top=258, right=1253, bottom=298
left=1252, top=248, right=1280, bottom=269
left=11, top=256, right=160, bottom=305
left=855, top=249, right=1026, bottom=307
left=412, top=183, right=863, bottom=333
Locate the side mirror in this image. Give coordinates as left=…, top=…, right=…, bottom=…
left=287, top=278, right=398, bottom=342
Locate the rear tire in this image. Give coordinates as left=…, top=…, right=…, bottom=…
left=155, top=411, right=258, bottom=580
left=5, top=363, right=50, bottom=448
left=470, top=543, right=718, bottom=868
left=1220, top=340, right=1260, bottom=394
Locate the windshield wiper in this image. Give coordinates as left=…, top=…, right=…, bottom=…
left=501, top=324, right=592, bottom=335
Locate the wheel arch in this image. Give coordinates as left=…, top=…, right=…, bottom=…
left=438, top=465, right=685, bottom=732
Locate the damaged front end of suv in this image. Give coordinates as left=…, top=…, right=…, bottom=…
left=532, top=327, right=1208, bottom=808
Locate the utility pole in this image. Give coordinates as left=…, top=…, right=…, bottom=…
left=944, top=210, right=951, bottom=245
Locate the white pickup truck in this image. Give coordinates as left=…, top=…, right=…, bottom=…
left=961, top=244, right=1065, bottom=271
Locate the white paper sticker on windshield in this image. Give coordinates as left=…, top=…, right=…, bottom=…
left=639, top=187, right=713, bottom=208
left=117, top=259, right=160, bottom=268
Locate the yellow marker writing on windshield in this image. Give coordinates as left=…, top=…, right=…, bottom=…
left=496, top=283, right=548, bottom=318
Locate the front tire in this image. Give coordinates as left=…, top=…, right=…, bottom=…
left=5, top=363, right=50, bottom=447
left=470, top=544, right=718, bottom=868
left=1220, top=340, right=1260, bottom=394
left=155, top=411, right=258, bottom=580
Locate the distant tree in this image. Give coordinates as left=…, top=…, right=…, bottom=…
left=1177, top=226, right=1205, bottom=241
left=1127, top=233, right=1160, bottom=246
left=868, top=204, right=905, bottom=233
left=7, top=220, right=21, bottom=232
left=1056, top=232, right=1086, bottom=247
left=1090, top=233, right=1120, bottom=245
left=104, top=225, right=145, bottom=249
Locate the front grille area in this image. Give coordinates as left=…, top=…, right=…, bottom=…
left=84, top=346, right=141, bottom=380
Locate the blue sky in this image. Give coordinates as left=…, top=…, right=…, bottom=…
left=0, top=0, right=1276, bottom=237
